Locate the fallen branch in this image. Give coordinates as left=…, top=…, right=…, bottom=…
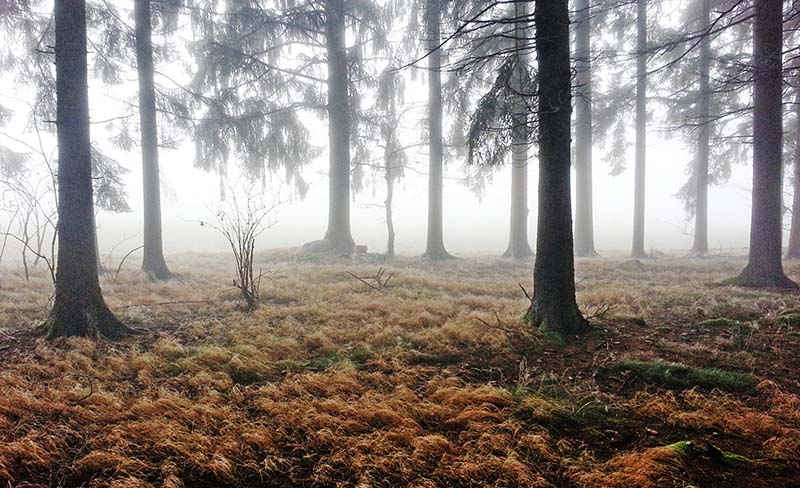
left=348, top=267, right=395, bottom=291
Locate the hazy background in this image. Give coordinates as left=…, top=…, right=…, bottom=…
left=94, top=81, right=757, bottom=258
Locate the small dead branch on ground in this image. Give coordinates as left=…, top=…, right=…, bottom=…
left=582, top=302, right=617, bottom=321
left=347, top=267, right=395, bottom=291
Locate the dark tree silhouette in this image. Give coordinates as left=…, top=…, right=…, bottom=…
left=730, top=0, right=795, bottom=288
left=135, top=0, right=172, bottom=279
left=527, top=0, right=588, bottom=334
left=45, top=0, right=135, bottom=338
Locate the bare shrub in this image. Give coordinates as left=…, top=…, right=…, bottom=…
left=199, top=182, right=278, bottom=310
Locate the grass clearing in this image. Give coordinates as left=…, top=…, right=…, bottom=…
left=1, top=251, right=800, bottom=486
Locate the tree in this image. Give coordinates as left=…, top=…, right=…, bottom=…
left=423, top=0, right=453, bottom=260
left=135, top=0, right=172, bottom=279
left=690, top=0, right=712, bottom=256
left=44, top=0, right=135, bottom=338
left=454, top=0, right=534, bottom=259
left=322, top=0, right=356, bottom=255
left=730, top=0, right=795, bottom=288
left=574, top=0, right=597, bottom=257
left=787, top=85, right=800, bottom=259
left=503, top=0, right=534, bottom=259
left=528, top=0, right=588, bottom=334
left=631, top=0, right=647, bottom=258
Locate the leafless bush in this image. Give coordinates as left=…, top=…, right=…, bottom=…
left=0, top=120, right=58, bottom=282
left=199, top=183, right=279, bottom=310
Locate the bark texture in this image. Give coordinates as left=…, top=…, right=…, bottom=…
left=45, top=0, right=134, bottom=339
left=528, top=0, right=589, bottom=335
left=423, top=0, right=453, bottom=260
left=631, top=0, right=647, bottom=258
left=320, top=0, right=355, bottom=255
left=731, top=0, right=795, bottom=287
left=574, top=0, right=597, bottom=257
left=135, top=0, right=172, bottom=279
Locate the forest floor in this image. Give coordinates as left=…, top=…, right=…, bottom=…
left=2, top=251, right=800, bottom=487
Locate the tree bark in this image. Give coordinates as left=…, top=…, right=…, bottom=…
left=528, top=0, right=588, bottom=335
left=321, top=0, right=355, bottom=255
left=423, top=0, right=452, bottom=260
left=135, top=0, right=172, bottom=279
left=691, top=0, right=711, bottom=256
left=504, top=1, right=533, bottom=259
left=731, top=0, right=795, bottom=287
left=631, top=0, right=647, bottom=258
left=45, top=0, right=135, bottom=339
left=574, top=0, right=597, bottom=257
left=787, top=87, right=800, bottom=259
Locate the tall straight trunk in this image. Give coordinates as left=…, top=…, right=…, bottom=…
left=528, top=0, right=588, bottom=335
left=95, top=221, right=105, bottom=273
left=504, top=117, right=533, bottom=258
left=322, top=0, right=355, bottom=255
left=504, top=1, right=533, bottom=259
left=691, top=0, right=711, bottom=256
left=574, top=0, right=597, bottom=257
left=731, top=0, right=795, bottom=287
left=45, top=0, right=134, bottom=338
left=384, top=144, right=395, bottom=257
left=135, top=0, right=171, bottom=279
left=787, top=87, right=800, bottom=258
left=423, top=0, right=452, bottom=259
left=631, top=0, right=647, bottom=258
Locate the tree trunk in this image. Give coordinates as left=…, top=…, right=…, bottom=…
left=787, top=87, right=800, bottom=259
left=504, top=118, right=533, bottom=259
left=384, top=144, right=395, bottom=258
left=691, top=0, right=711, bottom=256
left=528, top=0, right=588, bottom=335
left=135, top=0, right=171, bottom=279
left=45, top=0, right=135, bottom=339
left=504, top=1, right=533, bottom=259
left=95, top=220, right=105, bottom=274
left=631, top=0, right=647, bottom=258
left=731, top=0, right=795, bottom=287
left=423, top=0, right=452, bottom=260
left=574, top=0, right=597, bottom=257
left=321, top=0, right=355, bottom=255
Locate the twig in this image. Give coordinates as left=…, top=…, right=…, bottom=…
left=73, top=375, right=94, bottom=405
left=112, top=245, right=144, bottom=284
left=518, top=283, right=532, bottom=302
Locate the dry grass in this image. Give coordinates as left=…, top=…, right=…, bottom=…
left=1, top=251, right=800, bottom=486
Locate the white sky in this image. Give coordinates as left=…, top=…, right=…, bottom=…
left=0, top=1, right=772, bottom=260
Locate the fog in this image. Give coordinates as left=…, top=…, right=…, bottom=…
left=96, top=110, right=756, bottom=258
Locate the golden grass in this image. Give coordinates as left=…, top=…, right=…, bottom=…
left=1, top=252, right=800, bottom=486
